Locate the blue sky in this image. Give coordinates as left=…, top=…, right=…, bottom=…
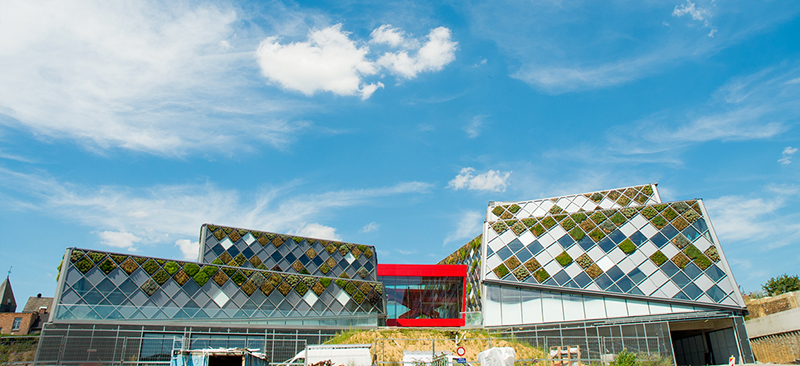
left=1, top=0, right=799, bottom=301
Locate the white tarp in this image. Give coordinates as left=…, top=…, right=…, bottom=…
left=477, top=347, right=515, bottom=366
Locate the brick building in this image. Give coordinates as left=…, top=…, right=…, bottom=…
left=0, top=278, right=52, bottom=335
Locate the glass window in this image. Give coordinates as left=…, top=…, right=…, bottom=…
left=501, top=287, right=521, bottom=325
left=484, top=285, right=502, bottom=326
left=562, top=294, right=585, bottom=321
left=605, top=297, right=627, bottom=318
left=520, top=288, right=542, bottom=324
left=541, top=292, right=563, bottom=322
left=626, top=299, right=649, bottom=316
left=11, top=317, right=21, bottom=330
left=583, top=296, right=606, bottom=320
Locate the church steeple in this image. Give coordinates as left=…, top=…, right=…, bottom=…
left=0, top=276, right=17, bottom=313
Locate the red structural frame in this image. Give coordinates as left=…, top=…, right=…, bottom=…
left=377, top=264, right=467, bottom=327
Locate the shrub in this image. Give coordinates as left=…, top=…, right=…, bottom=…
left=234, top=254, right=247, bottom=266
left=99, top=258, right=117, bottom=274
left=183, top=263, right=200, bottom=277
left=611, top=349, right=636, bottom=366
left=121, top=258, right=138, bottom=274
left=339, top=272, right=350, bottom=279
left=663, top=208, right=678, bottom=221
left=493, top=264, right=510, bottom=278
left=576, top=254, right=593, bottom=269
left=345, top=282, right=357, bottom=295
left=232, top=271, right=247, bottom=286
left=352, top=290, right=365, bottom=303
left=295, top=282, right=308, bottom=295
left=320, top=263, right=330, bottom=274
left=269, top=273, right=282, bottom=286
left=608, top=190, right=621, bottom=200
left=293, top=236, right=303, bottom=243
left=222, top=266, right=236, bottom=277
left=617, top=196, right=631, bottom=206
left=694, top=256, right=712, bottom=270
left=549, top=205, right=564, bottom=214
left=683, top=244, right=703, bottom=260
left=642, top=185, right=653, bottom=196
left=533, top=269, right=550, bottom=282
left=509, top=204, right=521, bottom=213
left=319, top=277, right=332, bottom=288
left=286, top=275, right=300, bottom=286
left=653, top=204, right=667, bottom=212
left=201, top=265, right=218, bottom=277
left=590, top=192, right=603, bottom=202
left=650, top=251, right=668, bottom=266
left=142, top=259, right=160, bottom=275
left=560, top=218, right=576, bottom=231
left=70, top=250, right=84, bottom=262
left=621, top=207, right=637, bottom=218
left=556, top=252, right=573, bottom=267
left=618, top=239, right=636, bottom=254
left=683, top=210, right=701, bottom=222
left=153, top=270, right=169, bottom=285
left=492, top=221, right=508, bottom=234
left=87, top=252, right=105, bottom=263
left=163, top=261, right=180, bottom=275
left=500, top=211, right=513, bottom=219
left=762, top=274, right=800, bottom=296
left=492, top=206, right=505, bottom=216
left=541, top=217, right=557, bottom=229
left=571, top=213, right=587, bottom=223
left=522, top=218, right=537, bottom=227
left=110, top=254, right=126, bottom=264
left=193, top=271, right=210, bottom=286
left=586, top=264, right=603, bottom=278
left=75, top=258, right=94, bottom=273
left=569, top=227, right=585, bottom=241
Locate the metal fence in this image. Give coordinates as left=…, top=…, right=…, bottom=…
left=374, top=335, right=667, bottom=366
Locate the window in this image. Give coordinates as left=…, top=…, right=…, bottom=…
left=12, top=317, right=22, bottom=330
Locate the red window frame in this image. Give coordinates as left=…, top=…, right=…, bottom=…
left=377, top=264, right=467, bottom=327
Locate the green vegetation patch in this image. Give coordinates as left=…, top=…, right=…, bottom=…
left=511, top=221, right=527, bottom=235
left=358, top=267, right=369, bottom=279
left=492, top=221, right=508, bottom=234
left=142, top=259, right=160, bottom=275
left=694, top=255, right=712, bottom=270
left=586, top=264, right=603, bottom=278
left=576, top=254, right=593, bottom=269
left=231, top=271, right=247, bottom=286
left=650, top=251, right=667, bottom=266
left=618, top=239, right=636, bottom=254
left=570, top=213, right=587, bottom=223
left=590, top=212, right=606, bottom=224
left=509, top=204, right=521, bottom=213
left=683, top=210, right=701, bottom=222
left=99, top=258, right=117, bottom=274
left=672, top=234, right=690, bottom=249
left=616, top=196, right=631, bottom=206
left=493, top=264, right=510, bottom=278
left=88, top=252, right=105, bottom=263
left=704, top=247, right=720, bottom=262
left=663, top=208, right=678, bottom=221
left=521, top=218, right=537, bottom=227
left=295, top=282, right=308, bottom=296
left=524, top=258, right=541, bottom=272
left=555, top=252, right=573, bottom=267
left=560, top=218, right=576, bottom=231
left=320, top=263, right=330, bottom=274
left=183, top=263, right=200, bottom=277
left=599, top=220, right=616, bottom=233
left=75, top=257, right=94, bottom=273
left=345, top=282, right=357, bottom=296
left=504, top=256, right=521, bottom=270
left=651, top=215, right=667, bottom=228
left=110, top=254, right=126, bottom=264
left=234, top=253, right=247, bottom=266
left=642, top=185, right=653, bottom=196
left=672, top=252, right=690, bottom=269
left=608, top=190, right=621, bottom=200
left=569, top=227, right=585, bottom=241
left=163, top=261, right=180, bottom=275
left=653, top=204, right=668, bottom=212
left=513, top=266, right=529, bottom=280
left=153, top=270, right=169, bottom=285
left=533, top=269, right=550, bottom=282
left=621, top=207, right=637, bottom=218
left=590, top=192, right=603, bottom=202
left=531, top=224, right=545, bottom=237
left=491, top=206, right=505, bottom=217
left=610, top=212, right=626, bottom=225
left=541, top=217, right=557, bottom=229
left=589, top=229, right=606, bottom=242
left=549, top=204, right=564, bottom=214
left=70, top=250, right=84, bottom=262
left=672, top=216, right=690, bottom=231
left=222, top=266, right=236, bottom=277
left=641, top=206, right=658, bottom=219
left=319, top=277, right=332, bottom=288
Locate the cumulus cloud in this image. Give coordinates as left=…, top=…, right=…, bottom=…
left=0, top=167, right=431, bottom=254
left=448, top=167, right=512, bottom=192
left=256, top=24, right=456, bottom=98
left=98, top=230, right=141, bottom=251
left=175, top=239, right=199, bottom=261
left=778, top=146, right=798, bottom=165
left=360, top=222, right=380, bottom=233
left=704, top=196, right=783, bottom=242
left=443, top=211, right=483, bottom=246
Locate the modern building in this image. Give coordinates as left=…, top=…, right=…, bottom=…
left=34, top=183, right=753, bottom=366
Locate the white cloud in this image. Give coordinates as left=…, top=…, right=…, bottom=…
left=0, top=167, right=432, bottom=254
left=294, top=223, right=340, bottom=241
left=98, top=231, right=141, bottom=251
left=377, top=27, right=457, bottom=79
left=672, top=0, right=717, bottom=37
left=360, top=222, right=380, bottom=233
left=704, top=196, right=783, bottom=242
left=443, top=211, right=483, bottom=246
left=448, top=167, right=512, bottom=192
left=257, top=24, right=455, bottom=99
left=0, top=0, right=309, bottom=156
left=465, top=115, right=486, bottom=138
left=778, top=146, right=798, bottom=165
left=175, top=239, right=199, bottom=261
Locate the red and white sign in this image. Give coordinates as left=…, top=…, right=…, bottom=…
left=456, top=347, right=466, bottom=357
left=729, top=356, right=735, bottom=366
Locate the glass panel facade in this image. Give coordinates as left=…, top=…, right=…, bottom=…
left=377, top=264, right=465, bottom=325
left=54, top=248, right=384, bottom=327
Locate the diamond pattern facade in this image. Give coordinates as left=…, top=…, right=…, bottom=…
left=201, top=224, right=377, bottom=281
left=442, top=183, right=746, bottom=326
left=53, top=245, right=384, bottom=327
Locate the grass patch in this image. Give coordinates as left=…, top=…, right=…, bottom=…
left=576, top=254, right=593, bottom=269
left=586, top=264, right=603, bottom=278
left=493, top=264, right=510, bottom=278
left=492, top=221, right=508, bottom=234
left=672, top=252, right=690, bottom=269
left=569, top=227, right=585, bottom=241
left=589, top=229, right=606, bottom=242
left=555, top=252, right=573, bottom=267
left=533, top=269, right=550, bottom=282
left=509, top=204, right=521, bottom=213
left=618, top=239, right=636, bottom=254
left=650, top=251, right=667, bottom=266
left=541, top=217, right=557, bottom=229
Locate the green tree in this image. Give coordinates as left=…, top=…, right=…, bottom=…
left=762, top=274, right=800, bottom=296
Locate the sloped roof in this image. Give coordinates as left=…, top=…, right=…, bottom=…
left=23, top=296, right=53, bottom=313
left=0, top=277, right=16, bottom=313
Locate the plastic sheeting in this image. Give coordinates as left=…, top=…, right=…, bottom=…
left=477, top=347, right=515, bottom=366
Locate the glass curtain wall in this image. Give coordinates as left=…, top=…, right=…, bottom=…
left=381, top=275, right=463, bottom=320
